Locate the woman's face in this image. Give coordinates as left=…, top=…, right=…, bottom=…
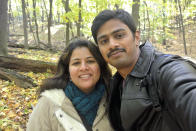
left=69, top=47, right=101, bottom=94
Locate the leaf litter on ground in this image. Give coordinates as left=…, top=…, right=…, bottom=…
left=0, top=48, right=57, bottom=130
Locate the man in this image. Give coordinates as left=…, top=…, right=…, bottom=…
left=91, top=9, right=196, bottom=131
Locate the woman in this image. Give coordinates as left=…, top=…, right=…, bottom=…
left=26, top=38, right=113, bottom=131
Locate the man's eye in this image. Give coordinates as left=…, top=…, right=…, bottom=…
left=100, top=39, right=108, bottom=45
left=116, top=33, right=124, bottom=39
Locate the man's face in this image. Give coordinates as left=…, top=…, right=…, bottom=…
left=96, top=19, right=140, bottom=70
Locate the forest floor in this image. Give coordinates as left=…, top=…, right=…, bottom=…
left=0, top=24, right=196, bottom=130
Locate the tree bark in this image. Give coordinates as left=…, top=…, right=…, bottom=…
left=62, top=0, right=70, bottom=46
left=70, top=23, right=75, bottom=38
left=8, top=1, right=10, bottom=42
left=21, top=0, right=28, bottom=49
left=162, top=0, right=166, bottom=45
left=0, top=67, right=37, bottom=88
left=144, top=1, right=150, bottom=40
left=0, top=56, right=56, bottom=73
left=26, top=0, right=38, bottom=46
left=77, top=0, right=82, bottom=36
left=177, top=0, right=187, bottom=55
left=8, top=1, right=15, bottom=32
left=15, top=0, right=21, bottom=24
left=132, top=0, right=140, bottom=27
left=8, top=42, right=46, bottom=50
left=33, top=0, right=40, bottom=47
left=142, top=8, right=146, bottom=42
left=115, top=4, right=119, bottom=9
left=48, top=0, right=53, bottom=48
left=42, top=0, right=49, bottom=19
left=0, top=0, right=8, bottom=56
left=41, top=2, right=45, bottom=31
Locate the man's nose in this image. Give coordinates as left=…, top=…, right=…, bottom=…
left=109, top=38, right=119, bottom=48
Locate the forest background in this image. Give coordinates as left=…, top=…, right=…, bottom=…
left=0, top=0, right=196, bottom=130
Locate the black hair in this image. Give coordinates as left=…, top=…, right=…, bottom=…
left=91, top=9, right=136, bottom=44
left=39, top=37, right=112, bottom=100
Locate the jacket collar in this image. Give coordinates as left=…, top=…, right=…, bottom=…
left=129, top=41, right=155, bottom=78
left=41, top=89, right=107, bottom=127
left=41, top=89, right=65, bottom=106
left=113, top=41, right=155, bottom=79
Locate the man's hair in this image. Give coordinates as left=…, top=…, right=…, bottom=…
left=91, top=9, right=137, bottom=44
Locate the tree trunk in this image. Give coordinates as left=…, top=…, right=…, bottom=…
left=0, top=67, right=37, bottom=88
left=177, top=0, right=187, bottom=55
left=115, top=4, right=119, bottom=9
left=8, top=42, right=46, bottom=50
left=33, top=0, right=40, bottom=47
left=8, top=1, right=11, bottom=42
left=143, top=8, right=146, bottom=41
left=77, top=0, right=82, bottom=36
left=57, top=11, right=60, bottom=23
left=41, top=2, right=45, bottom=31
left=15, top=0, right=21, bottom=24
left=144, top=1, right=150, bottom=40
left=66, top=0, right=70, bottom=46
left=8, top=1, right=15, bottom=32
left=0, top=0, right=8, bottom=56
left=26, top=0, right=32, bottom=32
left=162, top=0, right=166, bottom=45
left=26, top=0, right=38, bottom=46
left=42, top=0, right=49, bottom=19
left=21, top=0, right=28, bottom=49
left=62, top=0, right=70, bottom=46
left=48, top=0, right=53, bottom=48
left=0, top=56, right=56, bottom=73
left=132, top=0, right=140, bottom=27
left=70, top=23, right=75, bottom=38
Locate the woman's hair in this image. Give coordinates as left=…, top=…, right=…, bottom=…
left=39, top=37, right=112, bottom=98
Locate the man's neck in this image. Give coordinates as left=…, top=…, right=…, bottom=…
left=118, top=65, right=135, bottom=79
left=118, top=49, right=140, bottom=79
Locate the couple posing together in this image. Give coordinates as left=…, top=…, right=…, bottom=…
left=27, top=9, right=196, bottom=131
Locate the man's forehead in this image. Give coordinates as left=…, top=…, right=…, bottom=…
left=97, top=27, right=127, bottom=40
left=97, top=19, right=128, bottom=34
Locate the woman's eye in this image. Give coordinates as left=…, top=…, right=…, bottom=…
left=87, top=60, right=96, bottom=63
left=72, top=62, right=80, bottom=65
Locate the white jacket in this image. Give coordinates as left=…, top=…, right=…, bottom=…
left=26, top=89, right=113, bottom=131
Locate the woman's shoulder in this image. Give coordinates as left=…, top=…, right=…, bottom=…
left=40, top=89, right=66, bottom=106
left=26, top=89, right=66, bottom=131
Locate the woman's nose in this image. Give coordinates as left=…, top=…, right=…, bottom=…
left=80, top=62, right=88, bottom=71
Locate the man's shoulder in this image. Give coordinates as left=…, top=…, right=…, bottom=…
left=152, top=53, right=180, bottom=70
left=139, top=41, right=155, bottom=53
left=152, top=53, right=196, bottom=76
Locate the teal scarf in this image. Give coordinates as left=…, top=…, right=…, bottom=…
left=65, top=81, right=105, bottom=126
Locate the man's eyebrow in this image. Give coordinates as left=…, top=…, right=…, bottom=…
left=97, top=35, right=106, bottom=42
left=111, top=28, right=125, bottom=34
left=97, top=28, right=126, bottom=41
